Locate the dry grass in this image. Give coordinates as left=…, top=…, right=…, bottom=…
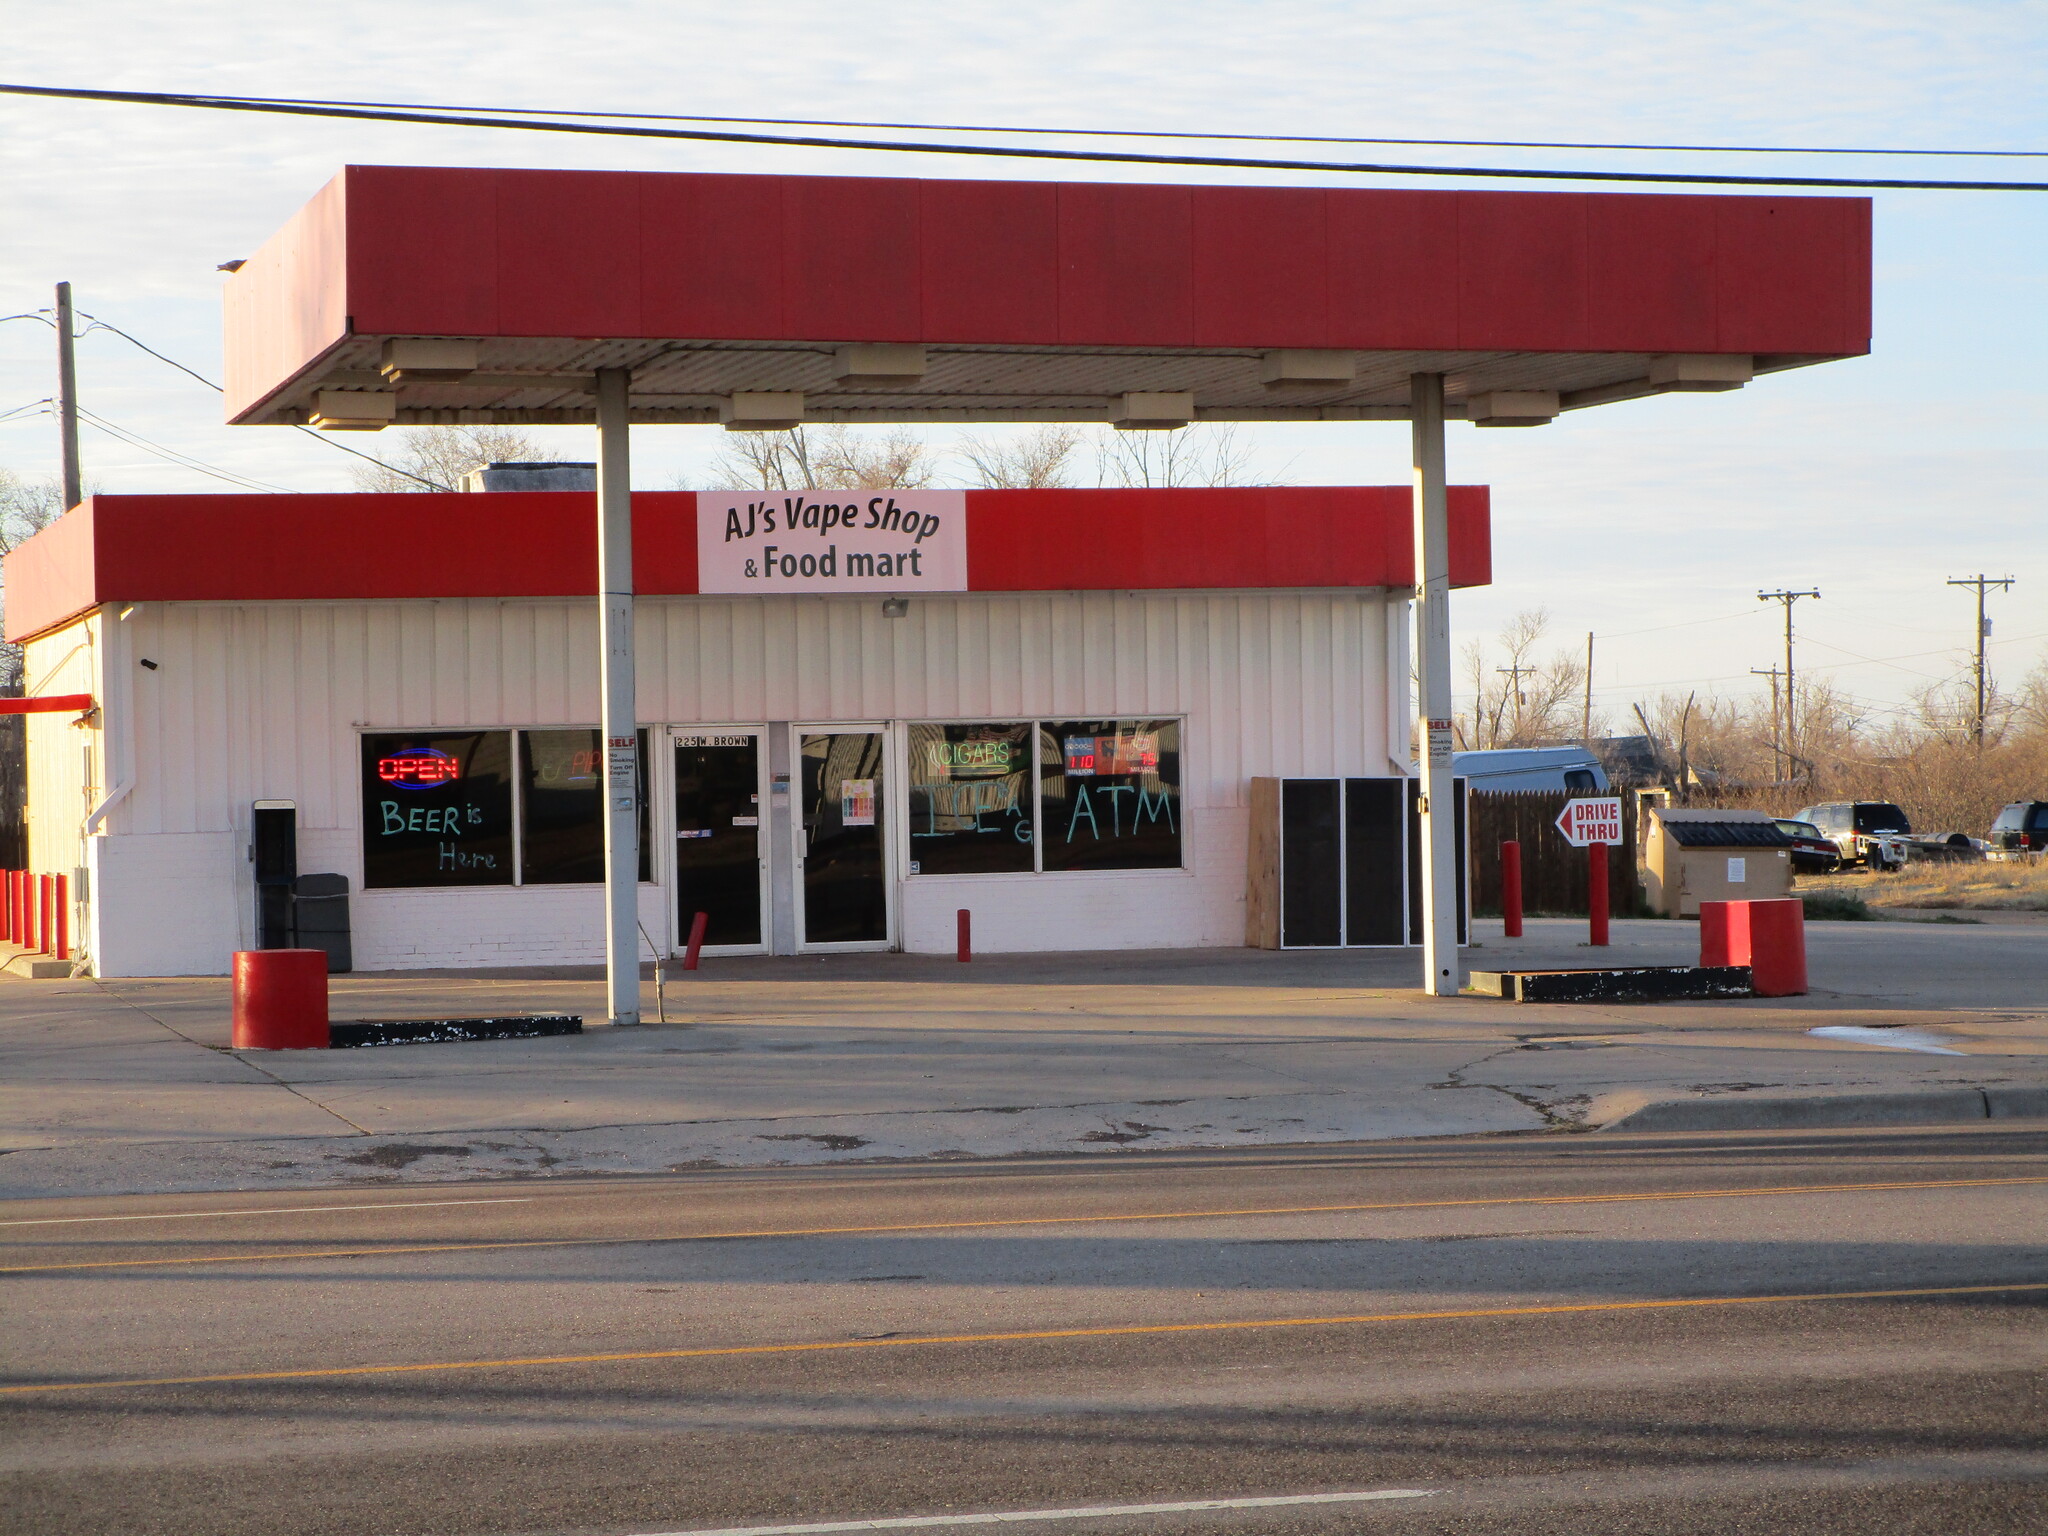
left=1809, top=857, right=2048, bottom=911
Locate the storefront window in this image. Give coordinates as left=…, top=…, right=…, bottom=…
left=906, top=722, right=1035, bottom=874
left=518, top=729, right=652, bottom=885
left=361, top=731, right=515, bottom=888
left=1039, top=720, right=1182, bottom=872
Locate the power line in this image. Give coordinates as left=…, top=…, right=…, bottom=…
left=4, top=83, right=2046, bottom=192
left=1597, top=607, right=1759, bottom=640
left=194, top=93, right=2048, bottom=159
left=75, top=318, right=221, bottom=393
left=69, top=310, right=451, bottom=491
left=1798, top=633, right=1950, bottom=682
left=74, top=408, right=293, bottom=493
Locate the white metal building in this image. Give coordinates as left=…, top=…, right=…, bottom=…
left=7, top=484, right=1491, bottom=976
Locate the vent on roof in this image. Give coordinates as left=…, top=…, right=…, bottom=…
left=460, top=462, right=597, bottom=493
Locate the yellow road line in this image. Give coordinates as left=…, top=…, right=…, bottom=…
left=4, top=1175, right=2043, bottom=1277
left=4, top=1281, right=2042, bottom=1398
left=0, top=1197, right=535, bottom=1228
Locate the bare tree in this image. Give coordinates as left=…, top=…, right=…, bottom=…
left=954, top=425, right=1081, bottom=489
left=1906, top=658, right=2017, bottom=749
left=348, top=425, right=563, bottom=493
left=0, top=470, right=66, bottom=552
left=2011, top=659, right=2048, bottom=738
left=1458, top=608, right=1590, bottom=749
left=1093, top=423, right=1258, bottom=488
left=707, top=425, right=936, bottom=491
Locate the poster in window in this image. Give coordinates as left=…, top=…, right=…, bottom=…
left=841, top=778, right=876, bottom=827
left=1039, top=719, right=1182, bottom=872
left=361, top=732, right=515, bottom=888
left=907, top=722, right=1034, bottom=874
left=519, top=729, right=652, bottom=885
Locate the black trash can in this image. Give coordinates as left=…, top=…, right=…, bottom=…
left=291, top=872, right=353, bottom=974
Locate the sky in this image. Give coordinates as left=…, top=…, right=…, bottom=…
left=2, top=1, right=2044, bottom=731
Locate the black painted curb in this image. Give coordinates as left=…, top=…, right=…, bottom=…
left=1467, top=965, right=1753, bottom=1002
left=328, top=1015, right=583, bottom=1049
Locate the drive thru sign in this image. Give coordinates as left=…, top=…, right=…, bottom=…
left=1555, top=798, right=1624, bottom=847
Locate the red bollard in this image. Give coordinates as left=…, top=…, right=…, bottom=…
left=1745, top=898, right=1808, bottom=997
left=1588, top=843, right=1610, bottom=947
left=956, top=908, right=972, bottom=962
left=1500, top=840, right=1524, bottom=938
left=682, top=910, right=709, bottom=972
left=38, top=875, right=52, bottom=955
left=10, top=870, right=22, bottom=946
left=231, top=949, right=329, bottom=1049
left=54, top=874, right=69, bottom=962
left=17, top=870, right=28, bottom=948
left=1, top=869, right=11, bottom=943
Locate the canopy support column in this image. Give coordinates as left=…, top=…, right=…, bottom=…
left=1410, top=372, right=1459, bottom=997
left=596, top=367, right=641, bottom=1027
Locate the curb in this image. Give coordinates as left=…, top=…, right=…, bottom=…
left=1598, top=1084, right=2048, bottom=1133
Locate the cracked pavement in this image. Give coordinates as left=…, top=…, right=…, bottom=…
left=1, top=916, right=2043, bottom=1196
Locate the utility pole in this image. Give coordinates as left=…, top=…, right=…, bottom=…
left=1751, top=666, right=1784, bottom=782
left=1758, top=589, right=1819, bottom=773
left=54, top=282, right=82, bottom=510
left=1946, top=574, right=2015, bottom=746
left=1582, top=633, right=1594, bottom=745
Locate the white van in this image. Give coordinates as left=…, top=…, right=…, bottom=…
left=1450, top=746, right=1610, bottom=794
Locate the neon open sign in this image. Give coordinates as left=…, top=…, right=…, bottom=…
left=377, top=747, right=461, bottom=789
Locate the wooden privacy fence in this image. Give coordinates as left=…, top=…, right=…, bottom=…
left=1469, top=790, right=1644, bottom=918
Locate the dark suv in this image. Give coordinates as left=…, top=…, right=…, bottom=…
left=1989, top=801, right=2048, bottom=855
left=1796, top=801, right=1911, bottom=870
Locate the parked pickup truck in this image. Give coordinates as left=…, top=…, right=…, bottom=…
left=1794, top=801, right=1912, bottom=871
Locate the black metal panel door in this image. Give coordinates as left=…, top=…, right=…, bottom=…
left=1280, top=779, right=1341, bottom=948
left=1344, top=778, right=1407, bottom=945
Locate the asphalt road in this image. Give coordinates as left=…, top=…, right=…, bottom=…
left=4, top=1127, right=2045, bottom=1535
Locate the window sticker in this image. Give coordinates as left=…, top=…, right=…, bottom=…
left=841, top=778, right=876, bottom=827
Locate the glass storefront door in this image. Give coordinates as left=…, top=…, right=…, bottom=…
left=672, top=730, right=766, bottom=951
left=794, top=728, right=890, bottom=949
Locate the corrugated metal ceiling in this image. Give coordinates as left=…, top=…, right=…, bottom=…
left=258, top=336, right=1826, bottom=427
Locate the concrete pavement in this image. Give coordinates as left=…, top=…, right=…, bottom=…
left=1, top=915, right=2043, bottom=1197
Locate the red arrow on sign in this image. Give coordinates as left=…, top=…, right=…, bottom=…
left=1555, top=797, right=1624, bottom=847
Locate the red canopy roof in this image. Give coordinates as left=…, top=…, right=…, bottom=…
left=223, top=167, right=1870, bottom=429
